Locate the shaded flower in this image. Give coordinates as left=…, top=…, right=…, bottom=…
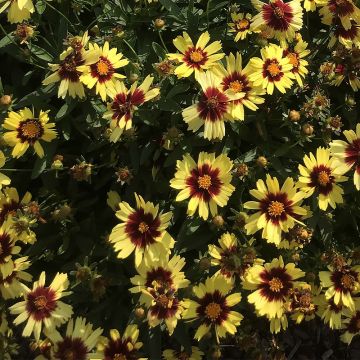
left=3, top=108, right=57, bottom=159
left=229, top=13, right=257, bottom=41
left=163, top=346, right=204, bottom=360
left=0, top=0, right=34, bottom=24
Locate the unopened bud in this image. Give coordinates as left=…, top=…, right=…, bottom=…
left=302, top=123, right=314, bottom=136
left=289, top=110, right=300, bottom=122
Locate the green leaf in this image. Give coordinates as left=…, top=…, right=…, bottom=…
left=35, top=0, right=47, bottom=14
left=0, top=34, right=14, bottom=49
left=167, top=83, right=190, bottom=99
left=159, top=0, right=186, bottom=22
left=28, top=44, right=53, bottom=62
left=152, top=42, right=166, bottom=60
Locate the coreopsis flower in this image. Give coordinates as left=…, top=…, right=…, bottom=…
left=109, top=193, right=174, bottom=268
left=248, top=44, right=295, bottom=94
left=167, top=31, right=224, bottom=79
left=214, top=52, right=265, bottom=121
left=285, top=285, right=317, bottom=324
left=208, top=232, right=263, bottom=281
left=182, top=71, right=243, bottom=140
left=269, top=314, right=288, bottom=334
left=103, top=76, right=160, bottom=142
left=251, top=0, right=303, bottom=42
left=163, top=346, right=204, bottom=360
left=0, top=220, right=20, bottom=278
left=42, top=32, right=99, bottom=99
left=9, top=272, right=73, bottom=340
left=182, top=275, right=243, bottom=341
left=329, top=19, right=360, bottom=48
left=242, top=256, right=305, bottom=319
left=80, top=41, right=129, bottom=101
left=315, top=294, right=345, bottom=329
left=94, top=325, right=145, bottom=360
left=297, top=147, right=348, bottom=210
left=283, top=39, right=310, bottom=87
left=319, top=0, right=360, bottom=30
left=3, top=108, right=57, bottom=159
left=319, top=263, right=360, bottom=311
left=169, top=152, right=235, bottom=220
left=244, top=175, right=307, bottom=246
left=130, top=255, right=189, bottom=298
left=302, top=0, right=319, bottom=11
left=0, top=0, right=34, bottom=24
left=0, top=256, right=32, bottom=299
left=330, top=123, right=360, bottom=190
left=0, top=187, right=31, bottom=226
left=0, top=151, right=10, bottom=189
left=229, top=13, right=257, bottom=41
left=341, top=300, right=360, bottom=344
left=44, top=317, right=102, bottom=360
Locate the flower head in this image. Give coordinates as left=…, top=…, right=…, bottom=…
left=249, top=44, right=295, bottom=94
left=3, top=108, right=57, bottom=159
left=42, top=31, right=99, bottom=99
left=314, top=295, right=345, bottom=329
left=163, top=346, right=204, bottom=360
left=109, top=193, right=174, bottom=268
left=242, top=256, right=305, bottom=319
left=170, top=152, right=235, bottom=220
left=182, top=275, right=243, bottom=341
left=229, top=13, right=257, bottom=41
left=167, top=31, right=224, bottom=78
left=330, top=123, right=360, bottom=190
left=244, top=175, right=307, bottom=246
left=0, top=0, right=34, bottom=24
left=94, top=325, right=145, bottom=360
left=214, top=52, right=265, bottom=121
left=9, top=271, right=73, bottom=340
left=341, top=300, right=360, bottom=344
left=251, top=0, right=303, bottom=42
left=80, top=41, right=129, bottom=101
left=44, top=317, right=102, bottom=360
left=182, top=71, right=243, bottom=140
left=103, top=76, right=160, bottom=142
left=298, top=147, right=348, bottom=210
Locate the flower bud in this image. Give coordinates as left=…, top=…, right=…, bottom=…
left=256, top=156, right=268, bottom=168
left=288, top=110, right=300, bottom=122
left=0, top=95, right=12, bottom=106
left=154, top=18, right=166, bottom=30
left=302, top=123, right=314, bottom=136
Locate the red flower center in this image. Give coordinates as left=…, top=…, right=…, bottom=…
left=0, top=233, right=12, bottom=264
left=58, top=51, right=84, bottom=82
left=104, top=338, right=139, bottom=360
left=183, top=47, right=208, bottom=69
left=17, top=119, right=44, bottom=144
left=54, top=337, right=88, bottom=360
left=26, top=286, right=57, bottom=321
left=236, top=18, right=250, bottom=31
left=345, top=138, right=360, bottom=173
left=310, top=165, right=334, bottom=195
left=198, top=87, right=229, bottom=122
left=90, top=56, right=114, bottom=83
left=263, top=0, right=294, bottom=31
left=260, top=192, right=294, bottom=224
left=259, top=267, right=293, bottom=301
left=329, top=0, right=354, bottom=16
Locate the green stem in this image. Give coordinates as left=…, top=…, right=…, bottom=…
left=122, top=39, right=140, bottom=63
left=44, top=1, right=76, bottom=31
left=206, top=0, right=211, bottom=30
left=158, top=31, right=168, bottom=53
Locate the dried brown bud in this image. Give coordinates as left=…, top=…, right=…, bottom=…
left=236, top=163, right=249, bottom=178
left=212, top=215, right=225, bottom=227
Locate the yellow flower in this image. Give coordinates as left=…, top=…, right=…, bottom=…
left=3, top=108, right=57, bottom=159
left=182, top=71, right=243, bottom=140
left=302, top=0, right=319, bottom=11
left=182, top=275, right=243, bottom=342
left=283, top=39, right=310, bottom=87
left=208, top=232, right=264, bottom=281
left=9, top=271, right=73, bottom=340
left=269, top=314, right=288, bottom=334
left=328, top=19, right=360, bottom=48
left=44, top=317, right=103, bottom=359
left=242, top=256, right=305, bottom=319
left=106, top=190, right=121, bottom=211
left=249, top=44, right=295, bottom=94
left=170, top=152, right=235, bottom=220
left=0, top=0, right=34, bottom=24
left=163, top=346, right=204, bottom=360
left=0, top=256, right=32, bottom=299
left=94, top=325, right=145, bottom=360
left=251, top=0, right=303, bottom=42
left=244, top=174, right=307, bottom=246
left=314, top=294, right=345, bottom=329
left=319, top=263, right=360, bottom=311
left=80, top=41, right=129, bottom=101
left=341, top=299, right=360, bottom=344
left=330, top=123, right=360, bottom=190
left=0, top=151, right=11, bottom=189
left=103, top=76, right=160, bottom=142
left=319, top=0, right=360, bottom=30
left=109, top=193, right=174, bottom=268
left=213, top=52, right=265, bottom=121
left=167, top=31, right=224, bottom=79
left=229, top=13, right=258, bottom=41
left=297, top=147, right=348, bottom=210
left=42, top=32, right=99, bottom=99
left=0, top=219, right=21, bottom=278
